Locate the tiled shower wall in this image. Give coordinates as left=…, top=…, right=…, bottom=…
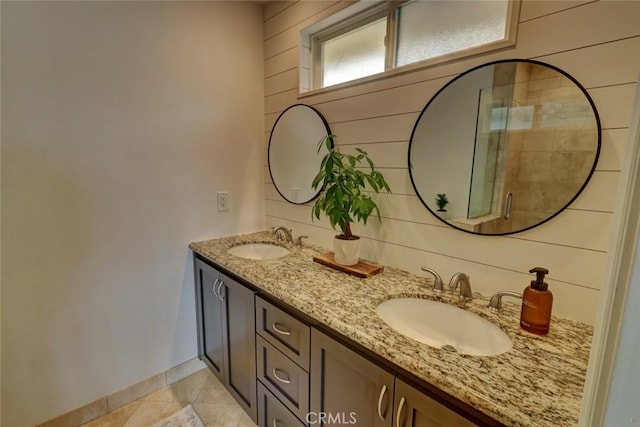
left=262, top=0, right=640, bottom=325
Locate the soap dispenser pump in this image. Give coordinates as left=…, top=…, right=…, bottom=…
left=520, top=267, right=553, bottom=335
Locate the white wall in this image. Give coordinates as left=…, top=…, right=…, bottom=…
left=604, top=231, right=640, bottom=425
left=602, top=77, right=640, bottom=427
left=1, top=2, right=265, bottom=426
left=263, top=0, right=640, bottom=325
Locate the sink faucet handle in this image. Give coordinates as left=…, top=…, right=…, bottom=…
left=488, top=291, right=522, bottom=313
left=421, top=267, right=444, bottom=294
left=448, top=272, right=473, bottom=302
left=294, top=235, right=308, bottom=247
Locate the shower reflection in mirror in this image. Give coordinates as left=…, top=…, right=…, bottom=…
left=409, top=60, right=601, bottom=235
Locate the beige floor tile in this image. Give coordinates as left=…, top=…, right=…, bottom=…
left=122, top=402, right=186, bottom=427
left=194, top=374, right=236, bottom=405
left=80, top=400, right=142, bottom=427
left=192, top=403, right=243, bottom=427
left=236, top=411, right=257, bottom=427
left=144, top=368, right=210, bottom=403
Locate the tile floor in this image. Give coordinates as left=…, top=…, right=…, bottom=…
left=80, top=368, right=257, bottom=427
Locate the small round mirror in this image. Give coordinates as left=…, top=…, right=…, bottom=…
left=268, top=104, right=332, bottom=204
left=409, top=59, right=601, bottom=235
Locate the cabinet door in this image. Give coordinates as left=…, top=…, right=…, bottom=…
left=195, top=259, right=225, bottom=381
left=220, top=273, right=257, bottom=422
left=310, top=328, right=394, bottom=427
left=394, top=378, right=477, bottom=427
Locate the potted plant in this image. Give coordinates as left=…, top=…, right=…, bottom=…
left=435, top=193, right=449, bottom=219
left=311, top=135, right=391, bottom=266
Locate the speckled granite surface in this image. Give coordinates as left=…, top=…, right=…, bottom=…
left=190, top=232, right=593, bottom=427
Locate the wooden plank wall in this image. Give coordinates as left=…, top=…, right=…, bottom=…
left=262, top=0, right=640, bottom=325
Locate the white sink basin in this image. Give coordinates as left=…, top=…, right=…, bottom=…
left=376, top=298, right=512, bottom=356
left=228, top=243, right=289, bottom=260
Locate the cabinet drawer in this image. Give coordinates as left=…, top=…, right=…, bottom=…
left=256, top=296, right=310, bottom=370
left=257, top=381, right=306, bottom=427
left=257, top=335, right=310, bottom=422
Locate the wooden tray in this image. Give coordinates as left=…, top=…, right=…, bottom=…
left=312, top=252, right=384, bottom=278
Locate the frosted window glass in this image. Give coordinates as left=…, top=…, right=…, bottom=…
left=322, top=17, right=387, bottom=87
left=397, top=0, right=508, bottom=67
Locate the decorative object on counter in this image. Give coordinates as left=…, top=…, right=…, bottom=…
left=435, top=193, right=449, bottom=220
left=520, top=267, right=553, bottom=335
left=311, top=135, right=391, bottom=266
left=312, top=252, right=384, bottom=278
left=268, top=104, right=332, bottom=204
left=409, top=59, right=601, bottom=235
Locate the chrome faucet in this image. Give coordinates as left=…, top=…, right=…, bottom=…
left=488, top=291, right=522, bottom=313
left=271, top=226, right=293, bottom=243
left=448, top=272, right=472, bottom=302
left=293, top=234, right=308, bottom=247
left=421, top=267, right=444, bottom=294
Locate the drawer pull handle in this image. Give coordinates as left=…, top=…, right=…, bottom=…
left=272, top=322, right=292, bottom=336
left=212, top=279, right=220, bottom=298
left=377, top=384, right=387, bottom=421
left=272, top=419, right=281, bottom=427
left=396, top=396, right=405, bottom=427
left=216, top=280, right=224, bottom=301
left=272, top=368, right=291, bottom=384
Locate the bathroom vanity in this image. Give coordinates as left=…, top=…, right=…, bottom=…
left=190, top=232, right=593, bottom=427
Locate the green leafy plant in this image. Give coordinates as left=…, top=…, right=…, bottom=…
left=435, top=193, right=449, bottom=211
left=311, top=135, right=391, bottom=240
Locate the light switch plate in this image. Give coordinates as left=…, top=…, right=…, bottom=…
left=217, top=191, right=229, bottom=211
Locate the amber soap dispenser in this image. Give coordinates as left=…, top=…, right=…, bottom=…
left=520, top=267, right=553, bottom=335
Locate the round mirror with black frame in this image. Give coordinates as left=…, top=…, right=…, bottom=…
left=268, top=104, right=332, bottom=204
left=408, top=59, right=601, bottom=235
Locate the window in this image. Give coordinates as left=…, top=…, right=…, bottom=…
left=300, top=0, right=518, bottom=93
left=320, top=17, right=387, bottom=87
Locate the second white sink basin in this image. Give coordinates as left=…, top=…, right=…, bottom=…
left=376, top=298, right=512, bottom=356
left=228, top=243, right=289, bottom=260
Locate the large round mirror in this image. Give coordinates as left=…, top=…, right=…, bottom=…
left=268, top=104, right=332, bottom=204
left=409, top=59, right=601, bottom=235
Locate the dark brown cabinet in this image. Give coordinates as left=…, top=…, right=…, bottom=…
left=257, top=382, right=306, bottom=427
left=394, top=378, right=478, bottom=427
left=310, top=328, right=395, bottom=427
left=311, top=329, right=482, bottom=427
left=255, top=296, right=311, bottom=427
left=194, top=256, right=496, bottom=427
left=194, top=258, right=257, bottom=422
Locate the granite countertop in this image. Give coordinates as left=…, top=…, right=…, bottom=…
left=189, top=231, right=593, bottom=427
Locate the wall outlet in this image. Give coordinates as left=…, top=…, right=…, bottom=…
left=217, top=191, right=229, bottom=212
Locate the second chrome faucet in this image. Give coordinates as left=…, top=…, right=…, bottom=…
left=421, top=267, right=472, bottom=302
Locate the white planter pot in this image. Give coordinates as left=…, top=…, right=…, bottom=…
left=436, top=210, right=448, bottom=221
left=333, top=236, right=360, bottom=266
